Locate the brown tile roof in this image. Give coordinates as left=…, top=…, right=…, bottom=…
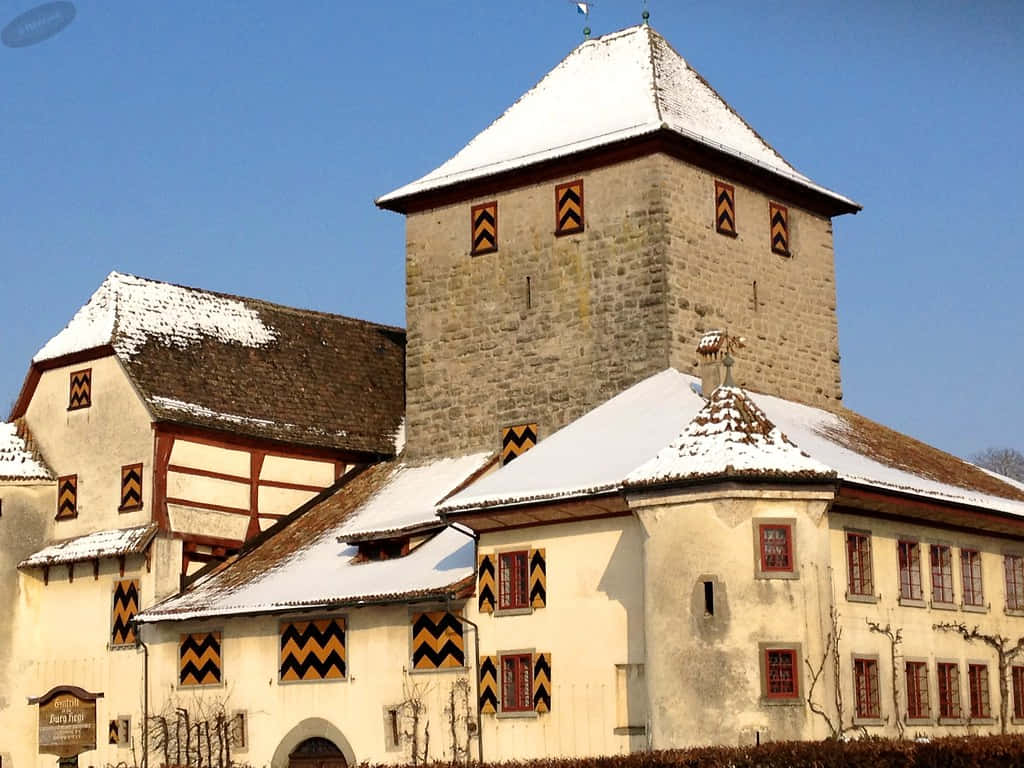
left=23, top=273, right=406, bottom=456
left=19, top=523, right=158, bottom=568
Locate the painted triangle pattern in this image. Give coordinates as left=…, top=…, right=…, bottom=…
left=555, top=180, right=584, bottom=235
left=479, top=655, right=499, bottom=714
left=108, top=719, right=119, bottom=745
left=111, top=579, right=139, bottom=646
left=69, top=369, right=91, bottom=410
left=501, top=424, right=538, bottom=465
left=529, top=548, right=547, bottom=608
left=179, top=632, right=222, bottom=686
left=57, top=475, right=77, bottom=519
left=478, top=554, right=496, bottom=613
left=533, top=652, right=552, bottom=713
left=770, top=202, right=790, bottom=255
left=411, top=611, right=465, bottom=669
left=471, top=202, right=498, bottom=255
left=279, top=618, right=347, bottom=681
left=715, top=181, right=737, bottom=236
left=119, top=463, right=143, bottom=511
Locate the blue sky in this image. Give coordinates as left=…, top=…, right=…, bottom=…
left=1, top=1, right=1021, bottom=459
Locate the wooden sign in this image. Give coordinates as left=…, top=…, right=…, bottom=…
left=28, top=686, right=103, bottom=757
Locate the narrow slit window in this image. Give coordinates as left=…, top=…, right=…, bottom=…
left=703, top=581, right=714, bottom=616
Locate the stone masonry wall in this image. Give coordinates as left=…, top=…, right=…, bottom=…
left=403, top=153, right=843, bottom=461
left=404, top=156, right=671, bottom=460
left=660, top=155, right=843, bottom=407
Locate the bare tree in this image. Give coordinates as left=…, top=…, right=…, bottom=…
left=805, top=606, right=855, bottom=739
left=398, top=672, right=433, bottom=765
left=866, top=619, right=904, bottom=738
left=934, top=621, right=1024, bottom=733
left=970, top=448, right=1024, bottom=482
left=144, top=695, right=248, bottom=768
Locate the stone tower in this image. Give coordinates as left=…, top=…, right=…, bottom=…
left=377, top=25, right=860, bottom=461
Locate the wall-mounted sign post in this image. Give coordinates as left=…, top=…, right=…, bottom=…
left=28, top=686, right=104, bottom=759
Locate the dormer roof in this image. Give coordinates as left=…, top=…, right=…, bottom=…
left=378, top=25, right=858, bottom=215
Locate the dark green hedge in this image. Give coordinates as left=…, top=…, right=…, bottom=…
left=381, top=736, right=1024, bottom=768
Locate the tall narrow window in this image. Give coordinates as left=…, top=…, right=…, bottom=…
left=846, top=532, right=873, bottom=596
left=470, top=201, right=498, bottom=256
left=853, top=658, right=880, bottom=719
left=968, top=664, right=990, bottom=719
left=758, top=524, right=793, bottom=572
left=500, top=653, right=533, bottom=712
left=905, top=661, right=930, bottom=719
left=1005, top=555, right=1024, bottom=610
left=498, top=551, right=529, bottom=610
left=69, top=368, right=92, bottom=410
left=937, top=662, right=961, bottom=719
left=930, top=544, right=954, bottom=604
left=898, top=540, right=923, bottom=601
left=769, top=202, right=790, bottom=256
left=962, top=549, right=984, bottom=607
left=764, top=649, right=798, bottom=699
left=1012, top=666, right=1024, bottom=719
left=554, top=180, right=584, bottom=236
left=714, top=181, right=737, bottom=236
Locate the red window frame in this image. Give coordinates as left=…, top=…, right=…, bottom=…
left=961, top=549, right=984, bottom=607
left=1006, top=555, right=1024, bottom=610
left=498, top=551, right=530, bottom=611
left=1012, top=666, right=1024, bottom=719
left=937, top=662, right=960, bottom=719
left=898, top=540, right=923, bottom=601
left=968, top=664, right=990, bottom=719
left=905, top=661, right=929, bottom=719
left=764, top=648, right=798, bottom=699
left=846, top=532, right=873, bottom=596
left=853, top=658, right=880, bottom=719
left=930, top=544, right=954, bottom=604
left=759, top=524, right=793, bottom=572
left=500, top=653, right=533, bottom=712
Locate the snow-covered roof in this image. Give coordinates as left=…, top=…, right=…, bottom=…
left=378, top=25, right=857, bottom=212
left=441, top=369, right=1024, bottom=517
left=138, top=456, right=489, bottom=622
left=626, top=386, right=835, bottom=487
left=19, top=524, right=158, bottom=569
left=19, top=272, right=406, bottom=455
left=0, top=421, right=53, bottom=481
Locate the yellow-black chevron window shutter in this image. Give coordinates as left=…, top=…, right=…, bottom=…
left=533, top=653, right=552, bottom=712
left=111, top=579, right=139, bottom=646
left=69, top=368, right=91, bottom=410
left=179, top=632, right=222, bottom=686
left=412, top=611, right=465, bottom=670
left=769, top=202, right=790, bottom=256
left=554, top=180, right=584, bottom=235
left=108, top=719, right=119, bottom=745
left=478, top=554, right=496, bottom=613
left=479, top=655, right=498, bottom=714
left=280, top=618, right=346, bottom=681
left=528, top=548, right=547, bottom=608
left=501, top=424, right=538, bottom=466
left=715, top=181, right=737, bottom=236
left=119, top=463, right=143, bottom=511
left=471, top=201, right=498, bottom=255
left=56, top=475, right=77, bottom=520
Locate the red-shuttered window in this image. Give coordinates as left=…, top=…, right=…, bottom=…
left=498, top=551, right=529, bottom=610
left=765, top=649, right=798, bottom=699
left=500, top=654, right=533, bottom=712
left=962, top=549, right=984, bottom=607
left=846, top=532, right=873, bottom=596
left=905, top=661, right=929, bottom=719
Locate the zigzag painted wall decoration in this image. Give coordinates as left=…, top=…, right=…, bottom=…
left=69, top=368, right=91, bottom=410
left=280, top=618, right=346, bottom=681
left=770, top=202, right=790, bottom=256
left=555, top=180, right=584, bottom=235
left=56, top=475, right=77, bottom=520
left=471, top=201, right=498, bottom=255
left=111, top=579, right=139, bottom=646
left=533, top=652, right=552, bottom=713
left=119, top=463, right=143, bottom=511
left=529, top=548, right=547, bottom=608
left=179, top=632, right=222, bottom=686
left=478, top=554, right=496, bottom=613
left=479, top=655, right=498, bottom=714
left=501, top=424, right=538, bottom=465
left=715, top=180, right=737, bottom=236
left=411, top=611, right=465, bottom=670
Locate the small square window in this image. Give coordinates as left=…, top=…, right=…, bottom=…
left=69, top=368, right=92, bottom=410
left=764, top=648, right=798, bottom=699
left=471, top=201, right=498, bottom=256
left=853, top=657, right=880, bottom=719
left=846, top=532, right=873, bottom=596
left=500, top=653, right=533, bottom=712
left=759, top=524, right=793, bottom=572
left=498, top=551, right=529, bottom=611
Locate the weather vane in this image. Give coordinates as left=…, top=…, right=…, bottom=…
left=642, top=0, right=650, bottom=25
left=569, top=1, right=592, bottom=39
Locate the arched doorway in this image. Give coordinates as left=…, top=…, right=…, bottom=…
left=289, top=737, right=348, bottom=768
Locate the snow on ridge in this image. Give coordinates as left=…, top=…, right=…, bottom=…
left=0, top=422, right=52, bottom=481
left=34, top=272, right=278, bottom=363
